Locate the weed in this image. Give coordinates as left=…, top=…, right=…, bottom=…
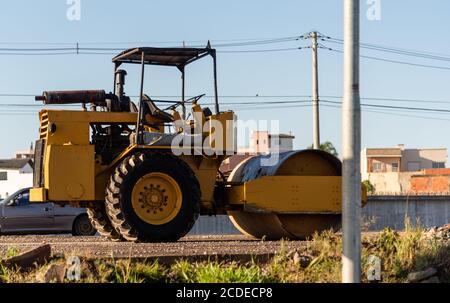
left=5, top=247, right=19, bottom=258
left=1, top=225, right=449, bottom=283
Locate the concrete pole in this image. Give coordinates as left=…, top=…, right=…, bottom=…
left=342, top=0, right=361, bottom=283
left=311, top=31, right=320, bottom=149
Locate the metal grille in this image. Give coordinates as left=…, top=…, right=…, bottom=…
left=39, top=111, right=49, bottom=139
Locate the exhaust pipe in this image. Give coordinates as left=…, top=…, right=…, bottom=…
left=35, top=90, right=107, bottom=106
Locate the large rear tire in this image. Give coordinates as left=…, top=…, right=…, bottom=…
left=105, top=152, right=201, bottom=242
left=87, top=203, right=124, bottom=241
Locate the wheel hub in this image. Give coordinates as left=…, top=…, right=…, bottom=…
left=132, top=172, right=182, bottom=225
left=139, top=185, right=168, bottom=213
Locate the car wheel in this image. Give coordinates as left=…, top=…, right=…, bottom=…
left=73, top=215, right=97, bottom=236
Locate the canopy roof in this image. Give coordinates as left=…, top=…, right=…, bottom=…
left=112, top=47, right=214, bottom=68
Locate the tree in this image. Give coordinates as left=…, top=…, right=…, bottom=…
left=308, top=141, right=338, bottom=157
left=362, top=180, right=375, bottom=194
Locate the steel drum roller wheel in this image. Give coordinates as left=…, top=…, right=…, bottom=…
left=227, top=150, right=342, bottom=240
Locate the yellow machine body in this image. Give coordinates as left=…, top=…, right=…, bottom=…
left=31, top=110, right=136, bottom=202
left=30, top=108, right=236, bottom=211
left=225, top=176, right=342, bottom=213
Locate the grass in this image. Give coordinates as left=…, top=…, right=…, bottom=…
left=170, top=260, right=273, bottom=283
left=5, top=247, right=19, bottom=258
left=1, top=224, right=449, bottom=283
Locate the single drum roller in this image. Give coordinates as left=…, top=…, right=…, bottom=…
left=227, top=149, right=342, bottom=240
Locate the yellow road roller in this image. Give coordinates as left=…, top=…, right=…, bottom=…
left=30, top=46, right=364, bottom=242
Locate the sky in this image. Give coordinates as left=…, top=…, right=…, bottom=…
left=1, top=0, right=450, bottom=161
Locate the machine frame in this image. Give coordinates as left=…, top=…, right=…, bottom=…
left=112, top=45, right=220, bottom=144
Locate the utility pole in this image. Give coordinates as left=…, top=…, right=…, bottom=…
left=342, top=0, right=361, bottom=283
left=310, top=31, right=320, bottom=149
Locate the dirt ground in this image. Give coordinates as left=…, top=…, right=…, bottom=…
left=0, top=234, right=308, bottom=261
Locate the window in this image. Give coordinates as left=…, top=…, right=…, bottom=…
left=432, top=162, right=445, bottom=169
left=17, top=192, right=30, bottom=206
left=0, top=171, right=7, bottom=181
left=372, top=163, right=382, bottom=172
left=391, top=163, right=399, bottom=172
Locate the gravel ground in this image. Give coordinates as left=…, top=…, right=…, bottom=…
left=0, top=234, right=308, bottom=261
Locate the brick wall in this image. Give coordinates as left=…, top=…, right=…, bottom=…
left=410, top=175, right=450, bottom=193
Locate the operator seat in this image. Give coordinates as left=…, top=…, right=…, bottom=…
left=142, top=94, right=174, bottom=123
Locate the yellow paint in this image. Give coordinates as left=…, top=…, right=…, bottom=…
left=181, top=155, right=222, bottom=209
left=361, top=184, right=368, bottom=207
left=30, top=187, right=47, bottom=202
left=191, top=103, right=205, bottom=127
left=32, top=110, right=138, bottom=203
left=207, top=111, right=237, bottom=154
left=38, top=110, right=137, bottom=144
left=45, top=144, right=95, bottom=201
left=225, top=176, right=342, bottom=213
left=101, top=146, right=223, bottom=207
left=131, top=172, right=182, bottom=225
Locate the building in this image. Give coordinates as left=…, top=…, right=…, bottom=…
left=239, top=131, right=295, bottom=154
left=361, top=145, right=448, bottom=194
left=0, top=159, right=34, bottom=200
left=15, top=144, right=34, bottom=159
left=362, top=145, right=447, bottom=176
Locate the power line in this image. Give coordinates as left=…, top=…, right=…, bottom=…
left=4, top=104, right=450, bottom=123
left=360, top=108, right=450, bottom=121
left=323, top=36, right=450, bottom=58
left=322, top=95, right=450, bottom=104
left=0, top=35, right=305, bottom=56
left=0, top=52, right=77, bottom=56
left=322, top=37, right=450, bottom=62
left=3, top=99, right=450, bottom=114
left=217, top=47, right=303, bottom=53
left=0, top=93, right=314, bottom=98
left=78, top=47, right=307, bottom=55
left=0, top=35, right=304, bottom=47
left=224, top=104, right=312, bottom=111
left=0, top=47, right=75, bottom=51
left=321, top=103, right=450, bottom=122
left=3, top=93, right=450, bottom=103
left=321, top=99, right=450, bottom=113
left=4, top=96, right=450, bottom=109
left=0, top=47, right=305, bottom=56
left=321, top=46, right=450, bottom=71
left=208, top=36, right=303, bottom=48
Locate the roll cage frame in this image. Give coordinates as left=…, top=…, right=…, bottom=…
left=112, top=44, right=219, bottom=144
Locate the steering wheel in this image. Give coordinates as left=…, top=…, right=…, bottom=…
left=185, top=94, right=205, bottom=104
left=164, top=94, right=206, bottom=111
